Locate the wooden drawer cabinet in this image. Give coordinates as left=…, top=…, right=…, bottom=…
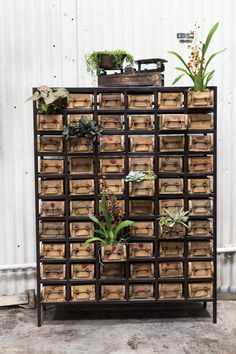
left=129, top=284, right=154, bottom=299
left=70, top=222, right=94, bottom=238
left=128, top=94, right=153, bottom=109
left=71, top=264, right=95, bottom=279
left=37, top=114, right=63, bottom=131
left=188, top=114, right=213, bottom=129
left=159, top=283, right=183, bottom=299
left=68, top=93, right=93, bottom=109
left=188, top=156, right=213, bottom=173
left=101, top=285, right=125, bottom=300
left=129, top=115, right=154, bottom=130
left=188, top=241, right=213, bottom=257
left=159, top=199, right=184, bottom=215
left=159, top=262, right=183, bottom=278
left=188, top=178, right=213, bottom=194
left=101, top=245, right=127, bottom=262
left=130, top=180, right=154, bottom=196
left=189, top=199, right=213, bottom=216
left=38, top=136, right=63, bottom=153
left=100, top=263, right=124, bottom=278
left=100, top=179, right=124, bottom=195
left=188, top=283, right=213, bottom=298
left=40, top=243, right=65, bottom=259
left=40, top=159, right=64, bottom=174
left=98, top=115, right=123, bottom=130
left=160, top=114, right=187, bottom=130
left=39, top=180, right=64, bottom=196
left=188, top=220, right=213, bottom=237
left=130, top=263, right=154, bottom=278
left=99, top=93, right=123, bottom=109
left=40, top=201, right=64, bottom=217
left=189, top=135, right=213, bottom=152
left=129, top=243, right=153, bottom=258
left=100, top=135, right=124, bottom=152
left=69, top=157, right=94, bottom=174
left=70, top=243, right=94, bottom=259
left=39, top=222, right=65, bottom=238
left=130, top=136, right=154, bottom=152
left=68, top=137, right=93, bottom=153
left=158, top=92, right=183, bottom=109
left=130, top=221, right=154, bottom=238
left=129, top=200, right=154, bottom=216
left=100, top=158, right=124, bottom=174
left=159, top=224, right=185, bottom=239
left=69, top=179, right=94, bottom=195
left=40, top=264, right=65, bottom=280
left=129, top=157, right=153, bottom=172
left=70, top=201, right=94, bottom=216
left=159, top=157, right=183, bottom=173
left=42, top=285, right=66, bottom=302
left=188, top=262, right=213, bottom=278
left=159, top=242, right=184, bottom=257
left=67, top=114, right=93, bottom=124
left=159, top=136, right=184, bottom=151
left=188, top=90, right=213, bottom=108
left=159, top=178, right=183, bottom=194
left=71, top=285, right=95, bottom=301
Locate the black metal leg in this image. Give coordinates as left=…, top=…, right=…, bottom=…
left=37, top=303, right=42, bottom=327
left=213, top=300, right=217, bottom=324
left=203, top=301, right=207, bottom=309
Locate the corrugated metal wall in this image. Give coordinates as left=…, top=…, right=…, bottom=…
left=0, top=0, right=235, bottom=295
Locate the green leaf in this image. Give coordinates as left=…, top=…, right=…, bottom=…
left=204, top=70, right=215, bottom=86
left=168, top=51, right=192, bottom=75
left=204, top=48, right=227, bottom=72
left=175, top=67, right=194, bottom=80
left=202, top=22, right=219, bottom=57
left=84, top=237, right=106, bottom=245
left=172, top=73, right=185, bottom=85
left=89, top=215, right=106, bottom=233
left=114, top=220, right=134, bottom=238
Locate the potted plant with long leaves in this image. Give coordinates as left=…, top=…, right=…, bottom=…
left=125, top=171, right=156, bottom=196
left=158, top=208, right=189, bottom=239
left=169, top=22, right=226, bottom=107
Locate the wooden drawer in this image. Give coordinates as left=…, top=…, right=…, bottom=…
left=101, top=245, right=127, bottom=262
left=188, top=282, right=213, bottom=298
left=71, top=285, right=95, bottom=301
left=69, top=157, right=94, bottom=174
left=38, top=136, right=63, bottom=153
left=158, top=92, right=183, bottom=109
left=129, top=243, right=153, bottom=258
left=159, top=199, right=184, bottom=215
left=42, top=285, right=66, bottom=302
left=159, top=262, right=183, bottom=278
left=70, top=222, right=94, bottom=238
left=70, top=201, right=94, bottom=216
left=188, top=156, right=213, bottom=173
left=101, top=285, right=125, bottom=300
left=130, top=221, right=154, bottom=237
left=160, top=114, right=187, bottom=130
left=71, top=264, right=95, bottom=279
left=130, top=136, right=154, bottom=152
left=130, top=180, right=155, bottom=196
left=188, top=241, right=213, bottom=257
left=129, top=115, right=154, bottom=130
left=68, top=93, right=93, bottom=109
left=159, top=136, right=184, bottom=151
left=68, top=137, right=93, bottom=153
left=98, top=115, right=123, bottom=130
left=188, top=90, right=213, bottom=108
left=40, top=264, right=65, bottom=280
left=40, top=243, right=65, bottom=259
left=100, top=135, right=124, bottom=152
left=100, top=263, right=125, bottom=278
left=159, top=156, right=183, bottom=173
left=189, top=135, right=213, bottom=152
left=188, top=114, right=213, bottom=129
left=100, top=179, right=124, bottom=195
left=188, top=178, right=213, bottom=194
left=70, top=243, right=94, bottom=259
left=189, top=199, right=213, bottom=216
left=67, top=114, right=93, bottom=124
left=188, top=262, right=213, bottom=278
left=40, top=159, right=64, bottom=174
left=129, top=284, right=154, bottom=299
left=37, top=114, right=63, bottom=131
left=159, top=283, right=183, bottom=299
left=159, top=242, right=184, bottom=257
left=188, top=220, right=213, bottom=237
left=39, top=221, right=65, bottom=238
left=130, top=263, right=154, bottom=278
left=128, top=94, right=153, bottom=109
left=69, top=179, right=94, bottom=195
left=100, top=158, right=124, bottom=174
left=99, top=93, right=123, bottom=109
left=40, top=201, right=64, bottom=217
left=39, top=180, right=64, bottom=196
left=159, top=178, right=183, bottom=194
left=159, top=224, right=185, bottom=239
left=129, top=157, right=153, bottom=172
left=129, top=200, right=154, bottom=216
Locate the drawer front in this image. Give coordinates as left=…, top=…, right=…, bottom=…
left=39, top=180, right=64, bottom=196
left=40, top=201, right=64, bottom=217
left=189, top=199, right=213, bottom=216
left=70, top=222, right=94, bottom=238
left=188, top=90, right=213, bottom=108
left=159, top=283, right=183, bottom=299
left=68, top=93, right=93, bottom=109
left=129, top=284, right=154, bottom=299
left=99, top=93, right=123, bottom=109
left=160, top=114, right=187, bottom=130
left=40, top=264, right=65, bottom=280
left=188, top=262, right=213, bottom=278
left=159, top=178, right=183, bottom=194
left=130, top=137, right=154, bottom=152
left=129, top=157, right=153, bottom=172
left=159, top=242, right=184, bottom=257
left=40, top=159, right=64, bottom=174
left=40, top=243, right=65, bottom=259
left=188, top=220, right=213, bottom=237
left=129, top=200, right=154, bottom=216
left=100, top=135, right=124, bottom=152
left=129, top=243, right=153, bottom=258
left=101, top=285, right=125, bottom=300
left=159, top=199, right=184, bottom=215
left=188, top=283, right=213, bottom=298
left=159, top=157, right=183, bottom=173
left=100, top=158, right=124, bottom=174
left=70, top=243, right=94, bottom=259
left=69, top=179, right=94, bottom=195
left=98, top=115, right=123, bottom=130
left=101, top=245, right=126, bottom=262
left=188, top=114, right=213, bottom=129
left=159, top=262, right=183, bottom=277
left=130, top=221, right=154, bottom=237
left=100, top=263, right=124, bottom=278
left=188, top=156, right=213, bottom=173
left=42, top=285, right=66, bottom=302
left=189, top=135, right=213, bottom=152
left=68, top=137, right=93, bottom=153
left=38, top=136, right=63, bottom=152
left=188, top=178, right=213, bottom=194
left=160, top=136, right=184, bottom=151
left=128, top=94, right=153, bottom=109
left=69, top=158, right=94, bottom=174
left=71, top=264, right=94, bottom=279
left=71, top=285, right=95, bottom=301
left=188, top=241, right=213, bottom=257
left=159, top=224, right=185, bottom=239
left=130, top=263, right=154, bottom=278
left=39, top=222, right=65, bottom=238
left=100, top=179, right=124, bottom=194
left=67, top=114, right=93, bottom=124
left=37, top=114, right=63, bottom=130
left=70, top=201, right=94, bottom=216
left=158, top=92, right=183, bottom=108
left=129, top=115, right=154, bottom=130
left=130, top=181, right=155, bottom=196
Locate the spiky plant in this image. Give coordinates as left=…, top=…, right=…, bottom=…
left=159, top=208, right=189, bottom=228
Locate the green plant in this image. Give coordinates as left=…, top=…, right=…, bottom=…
left=62, top=115, right=103, bottom=141
left=125, top=171, right=157, bottom=182
left=159, top=208, right=189, bottom=228
left=26, top=86, right=69, bottom=113
left=85, top=50, right=134, bottom=76
left=169, top=22, right=226, bottom=91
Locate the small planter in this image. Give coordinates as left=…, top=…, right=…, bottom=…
left=188, top=113, right=213, bottom=129
left=99, top=93, right=123, bottom=109
left=38, top=136, right=63, bottom=153
left=68, top=137, right=93, bottom=153
left=71, top=285, right=95, bottom=301
left=130, top=263, right=154, bottom=278
left=159, top=283, right=183, bottom=300
left=129, top=115, right=154, bottom=130
left=188, top=220, right=213, bottom=237
left=129, top=284, right=154, bottom=300
left=101, top=285, right=125, bottom=301
left=159, top=178, right=183, bottom=194
left=40, top=243, right=65, bottom=259
left=39, top=180, right=64, bottom=196
left=39, top=221, right=65, bottom=238
left=159, top=199, right=184, bottom=215
left=188, top=241, right=213, bottom=257
left=37, top=114, right=63, bottom=131
left=130, top=180, right=155, bottom=196
left=40, top=159, right=64, bottom=174
left=189, top=135, right=213, bottom=152
left=100, top=158, right=124, bottom=174
left=159, top=224, right=185, bottom=239
left=188, top=283, right=212, bottom=298
left=129, top=243, right=153, bottom=258
left=67, top=93, right=93, bottom=109
left=100, top=53, right=127, bottom=70
left=98, top=115, right=123, bottom=130
left=129, top=200, right=154, bottom=216
left=70, top=243, right=94, bottom=259
left=128, top=94, right=153, bottom=109
left=70, top=200, right=94, bottom=216
left=42, top=285, right=66, bottom=302
left=158, top=92, right=183, bottom=109
left=159, top=262, right=183, bottom=278
left=129, top=157, right=153, bottom=172
left=100, top=135, right=124, bottom=152
left=188, top=156, right=213, bottom=173
left=40, top=201, right=64, bottom=217
left=188, top=261, right=213, bottom=278
left=159, top=114, right=187, bottom=130
left=188, top=178, right=213, bottom=194
left=130, top=221, right=154, bottom=238
left=100, top=263, right=124, bottom=278
left=130, top=136, right=154, bottom=152
left=101, top=244, right=127, bottom=262
left=159, top=242, right=184, bottom=257
left=69, top=157, right=94, bottom=174
left=159, top=136, right=184, bottom=152
left=70, top=222, right=94, bottom=238
left=100, top=179, right=124, bottom=195
left=158, top=156, right=183, bottom=173
left=71, top=264, right=95, bottom=279
left=40, top=264, right=65, bottom=280
left=69, top=179, right=94, bottom=195
left=189, top=199, right=213, bottom=216
left=188, top=90, right=213, bottom=108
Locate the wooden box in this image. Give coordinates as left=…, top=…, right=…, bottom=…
left=159, top=242, right=184, bottom=257
left=130, top=180, right=155, bottom=196
left=100, top=263, right=124, bottom=278
left=188, top=156, right=213, bottom=173
left=129, top=115, right=154, bottom=130
left=188, top=241, right=213, bottom=257
left=159, top=114, right=187, bottom=130
left=100, top=158, right=124, bottom=174
left=42, top=285, right=66, bottom=302
left=129, top=200, right=154, bottom=216
left=159, top=178, right=183, bottom=194
left=98, top=115, right=123, bottom=130
left=188, top=90, right=213, bottom=108
left=37, top=114, right=63, bottom=131
left=69, top=157, right=94, bottom=174
left=38, top=136, right=63, bottom=153
left=71, top=285, right=95, bottom=301
left=128, top=94, right=153, bottom=109
left=68, top=137, right=93, bottom=153
left=159, top=136, right=184, bottom=151
left=159, top=224, right=185, bottom=239
left=40, top=201, right=64, bottom=217
left=101, top=244, right=127, bottom=262
left=189, top=135, right=213, bottom=152
left=70, top=201, right=94, bottom=216
left=159, top=262, right=183, bottom=278
left=67, top=114, right=93, bottom=124
left=189, top=261, right=213, bottom=278
left=130, top=263, right=154, bottom=278
left=39, top=180, right=64, bottom=196
left=71, top=264, right=95, bottom=279
left=39, top=221, right=65, bottom=238
left=70, top=222, right=93, bottom=238
left=40, top=264, right=65, bottom=280
left=129, top=284, right=154, bottom=299
left=159, top=156, right=183, bottom=173
left=130, top=221, right=154, bottom=238
left=130, top=136, right=154, bottom=152
left=68, top=93, right=93, bottom=109
left=189, top=199, right=213, bottom=216
left=188, top=283, right=213, bottom=298
left=100, top=135, right=124, bottom=152
left=100, top=179, right=124, bottom=195
left=159, top=283, right=183, bottom=299
left=188, top=220, right=213, bottom=237
left=159, top=199, right=184, bottom=215
left=70, top=243, right=94, bottom=259
left=129, top=243, right=153, bottom=258
left=158, top=92, right=183, bottom=109
left=101, top=285, right=125, bottom=300
left=99, top=93, right=123, bottom=109
left=129, top=157, right=153, bottom=172
left=188, top=178, right=213, bottom=194
left=188, top=114, right=213, bottom=130
left=40, top=243, right=65, bottom=259
left=40, top=159, right=64, bottom=174
left=69, top=179, right=94, bottom=195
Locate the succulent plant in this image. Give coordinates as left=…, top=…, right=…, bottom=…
left=159, top=208, right=189, bottom=228
left=125, top=171, right=157, bottom=183
left=62, top=115, right=103, bottom=141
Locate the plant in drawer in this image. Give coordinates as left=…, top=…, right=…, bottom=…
left=158, top=208, right=189, bottom=239
left=125, top=171, right=156, bottom=196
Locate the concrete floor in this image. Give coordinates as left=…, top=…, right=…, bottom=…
left=0, top=301, right=236, bottom=354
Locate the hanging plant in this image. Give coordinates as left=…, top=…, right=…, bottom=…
left=62, top=115, right=103, bottom=141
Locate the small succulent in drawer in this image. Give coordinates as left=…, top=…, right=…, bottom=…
left=62, top=115, right=103, bottom=141
left=125, top=171, right=157, bottom=182
left=159, top=208, right=189, bottom=228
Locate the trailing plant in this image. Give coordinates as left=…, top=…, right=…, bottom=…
left=85, top=50, right=134, bottom=76
left=169, top=22, right=226, bottom=91
left=159, top=208, right=189, bottom=229
left=26, top=86, right=69, bottom=114
left=62, top=115, right=103, bottom=141
left=125, top=171, right=157, bottom=183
